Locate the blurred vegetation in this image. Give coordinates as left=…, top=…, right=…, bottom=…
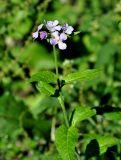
left=0, top=0, right=121, bottom=159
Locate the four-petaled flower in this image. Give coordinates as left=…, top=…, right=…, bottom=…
left=46, top=20, right=62, bottom=32
left=62, top=23, right=74, bottom=34
left=50, top=31, right=67, bottom=50
left=32, top=20, right=74, bottom=50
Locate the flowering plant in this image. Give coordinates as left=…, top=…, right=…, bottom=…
left=30, top=20, right=102, bottom=160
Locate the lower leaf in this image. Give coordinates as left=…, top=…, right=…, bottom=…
left=55, top=125, right=79, bottom=160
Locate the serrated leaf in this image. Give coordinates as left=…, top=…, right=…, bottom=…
left=85, top=134, right=120, bottom=155
left=29, top=71, right=57, bottom=83
left=103, top=112, right=121, bottom=121
left=72, top=107, right=96, bottom=126
left=37, top=81, right=56, bottom=96
left=64, top=69, right=101, bottom=84
left=55, top=125, right=78, bottom=160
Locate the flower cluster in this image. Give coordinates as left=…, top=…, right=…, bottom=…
left=32, top=20, right=74, bottom=50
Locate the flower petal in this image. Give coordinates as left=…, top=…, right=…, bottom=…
left=40, top=31, right=47, bottom=40
left=58, top=41, right=67, bottom=50
left=52, top=31, right=59, bottom=39
left=48, top=27, right=56, bottom=32
left=38, top=24, right=43, bottom=31
left=65, top=26, right=74, bottom=34
left=63, top=23, right=68, bottom=30
left=54, top=25, right=62, bottom=31
left=60, top=33, right=67, bottom=41
left=53, top=20, right=59, bottom=26
left=47, top=21, right=53, bottom=27
left=32, top=31, right=38, bottom=39
left=50, top=38, right=58, bottom=45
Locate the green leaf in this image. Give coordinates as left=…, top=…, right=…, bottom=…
left=29, top=71, right=57, bottom=83
left=55, top=125, right=78, bottom=160
left=103, top=112, right=121, bottom=121
left=29, top=96, right=59, bottom=117
left=73, top=31, right=81, bottom=35
left=72, top=107, right=96, bottom=126
left=84, top=134, right=120, bottom=155
left=37, top=81, right=56, bottom=96
left=64, top=69, right=101, bottom=84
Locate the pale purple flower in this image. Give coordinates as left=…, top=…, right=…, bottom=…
left=50, top=31, right=67, bottom=50
left=62, top=23, right=74, bottom=35
left=46, top=20, right=62, bottom=32
left=40, top=31, right=47, bottom=40
left=32, top=24, right=48, bottom=40
left=32, top=20, right=74, bottom=50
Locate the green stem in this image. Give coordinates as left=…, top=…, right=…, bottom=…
left=53, top=45, right=59, bottom=79
left=53, top=46, right=69, bottom=128
left=58, top=93, right=69, bottom=128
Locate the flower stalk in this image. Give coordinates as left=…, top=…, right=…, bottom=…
left=53, top=46, right=69, bottom=128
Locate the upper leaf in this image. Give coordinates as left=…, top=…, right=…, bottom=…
left=37, top=81, right=56, bottom=96
left=71, top=106, right=96, bottom=126
left=55, top=125, right=78, bottom=160
left=29, top=71, right=57, bottom=83
left=63, top=69, right=101, bottom=84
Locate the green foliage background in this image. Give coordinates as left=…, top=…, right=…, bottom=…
left=0, top=0, right=121, bottom=159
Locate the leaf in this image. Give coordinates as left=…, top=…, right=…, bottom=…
left=64, top=69, right=101, bottom=84
left=30, top=96, right=59, bottom=117
left=84, top=134, right=120, bottom=155
left=29, top=71, right=57, bottom=83
left=73, top=31, right=81, bottom=35
left=103, top=112, right=121, bottom=121
left=71, top=106, right=96, bottom=126
left=37, top=81, right=56, bottom=96
left=55, top=125, right=78, bottom=160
